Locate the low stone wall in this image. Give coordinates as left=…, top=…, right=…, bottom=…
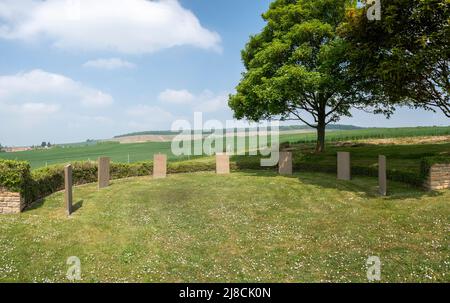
left=425, top=164, right=450, bottom=190
left=0, top=187, right=24, bottom=214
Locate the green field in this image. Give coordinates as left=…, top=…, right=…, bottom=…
left=281, top=126, right=450, bottom=144
left=0, top=141, right=177, bottom=169
left=0, top=172, right=448, bottom=282
left=1, top=126, right=449, bottom=169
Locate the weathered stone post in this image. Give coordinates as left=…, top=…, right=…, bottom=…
left=216, top=153, right=230, bottom=175
left=279, top=152, right=293, bottom=175
left=64, top=164, right=73, bottom=216
left=379, top=155, right=387, bottom=196
left=153, top=154, right=167, bottom=179
left=98, top=157, right=110, bottom=189
left=337, top=152, right=351, bottom=180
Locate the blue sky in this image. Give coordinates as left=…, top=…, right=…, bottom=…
left=0, top=0, right=448, bottom=146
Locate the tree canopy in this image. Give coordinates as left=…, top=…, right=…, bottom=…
left=340, top=0, right=450, bottom=118
left=229, top=0, right=384, bottom=152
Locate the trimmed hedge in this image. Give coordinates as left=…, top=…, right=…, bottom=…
left=420, top=156, right=450, bottom=181
left=30, top=161, right=154, bottom=203
left=1, top=152, right=447, bottom=208
left=23, top=157, right=264, bottom=205
left=295, top=161, right=423, bottom=186
left=0, top=160, right=30, bottom=192
left=0, top=160, right=34, bottom=202
left=25, top=158, right=224, bottom=205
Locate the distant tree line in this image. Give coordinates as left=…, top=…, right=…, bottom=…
left=40, top=142, right=52, bottom=148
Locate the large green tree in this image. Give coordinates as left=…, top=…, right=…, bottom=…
left=340, top=0, right=450, bottom=118
left=229, top=0, right=381, bottom=153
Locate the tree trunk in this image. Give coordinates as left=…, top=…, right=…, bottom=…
left=315, top=111, right=326, bottom=153
left=315, top=123, right=326, bottom=153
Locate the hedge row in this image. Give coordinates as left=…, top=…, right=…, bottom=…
left=0, top=153, right=444, bottom=207
left=420, top=156, right=450, bottom=181
left=0, top=160, right=34, bottom=202
left=295, top=163, right=423, bottom=186
left=0, top=156, right=266, bottom=206
left=29, top=159, right=223, bottom=204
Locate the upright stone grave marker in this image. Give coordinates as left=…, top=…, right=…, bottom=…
left=98, top=157, right=110, bottom=189
left=216, top=153, right=230, bottom=175
left=153, top=154, right=167, bottom=179
left=279, top=152, right=293, bottom=175
left=379, top=155, right=387, bottom=196
left=337, top=152, right=351, bottom=181
left=64, top=164, right=73, bottom=216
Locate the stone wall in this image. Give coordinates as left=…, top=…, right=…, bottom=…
left=0, top=187, right=24, bottom=214
left=425, top=164, right=450, bottom=190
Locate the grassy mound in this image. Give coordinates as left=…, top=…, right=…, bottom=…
left=0, top=172, right=448, bottom=282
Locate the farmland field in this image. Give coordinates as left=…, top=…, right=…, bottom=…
left=280, top=126, right=450, bottom=144
left=1, top=126, right=449, bottom=169
left=0, top=172, right=448, bottom=282
left=0, top=141, right=177, bottom=169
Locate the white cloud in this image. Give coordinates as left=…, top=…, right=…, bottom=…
left=1, top=102, right=60, bottom=116
left=158, top=89, right=228, bottom=112
left=0, top=71, right=233, bottom=145
left=0, top=0, right=221, bottom=54
left=126, top=105, right=174, bottom=120
left=194, top=90, right=229, bottom=113
left=0, top=69, right=118, bottom=145
left=21, top=102, right=60, bottom=114
left=67, top=115, right=113, bottom=129
left=158, top=89, right=194, bottom=105
left=126, top=105, right=178, bottom=131
left=0, top=69, right=114, bottom=108
left=81, top=91, right=114, bottom=108
left=83, top=58, right=136, bottom=70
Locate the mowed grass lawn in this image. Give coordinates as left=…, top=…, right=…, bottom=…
left=0, top=172, right=448, bottom=282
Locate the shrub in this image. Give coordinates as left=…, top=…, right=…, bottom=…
left=30, top=162, right=98, bottom=202
left=420, top=156, right=450, bottom=181
left=0, top=159, right=33, bottom=202
left=232, top=155, right=273, bottom=171
left=168, top=158, right=216, bottom=173
left=111, top=161, right=153, bottom=179
left=26, top=159, right=219, bottom=204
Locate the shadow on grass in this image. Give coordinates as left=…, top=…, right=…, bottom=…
left=72, top=200, right=83, bottom=213
left=238, top=169, right=444, bottom=201
left=25, top=197, right=85, bottom=213
left=24, top=198, right=46, bottom=212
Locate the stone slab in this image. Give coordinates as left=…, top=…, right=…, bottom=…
left=337, top=152, right=351, bottom=181
left=153, top=154, right=167, bottom=179
left=98, top=157, right=110, bottom=189
left=64, top=164, right=73, bottom=216
left=378, top=155, right=387, bottom=196
left=216, top=153, right=230, bottom=175
left=279, top=152, right=293, bottom=175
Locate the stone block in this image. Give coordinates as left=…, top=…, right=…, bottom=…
left=98, top=157, right=110, bottom=189
left=153, top=154, right=167, bottom=179
left=279, top=152, right=293, bottom=175
left=216, top=153, right=230, bottom=175
left=65, top=164, right=73, bottom=216
left=378, top=155, right=387, bottom=196
left=337, top=152, right=351, bottom=181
